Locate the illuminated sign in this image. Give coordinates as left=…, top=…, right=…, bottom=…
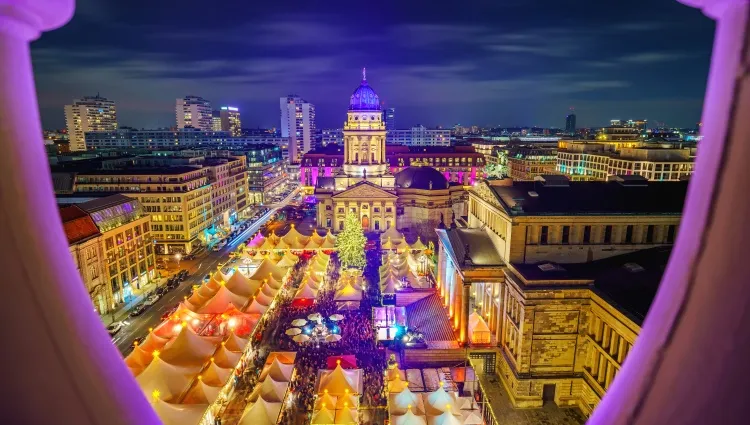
left=220, top=106, right=239, bottom=112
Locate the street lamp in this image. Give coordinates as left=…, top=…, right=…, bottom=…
left=175, top=252, right=182, bottom=270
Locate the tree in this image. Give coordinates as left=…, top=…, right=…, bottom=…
left=336, top=212, right=366, bottom=269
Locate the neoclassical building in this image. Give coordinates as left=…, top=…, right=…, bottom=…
left=434, top=176, right=688, bottom=415
left=315, top=71, right=466, bottom=232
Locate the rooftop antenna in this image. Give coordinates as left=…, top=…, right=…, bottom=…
left=362, top=67, right=366, bottom=81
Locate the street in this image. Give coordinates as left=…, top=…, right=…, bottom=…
left=114, top=188, right=301, bottom=355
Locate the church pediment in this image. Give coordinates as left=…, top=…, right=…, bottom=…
left=332, top=181, right=397, bottom=200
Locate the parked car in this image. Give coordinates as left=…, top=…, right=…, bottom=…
left=212, top=244, right=221, bottom=252
left=129, top=304, right=147, bottom=317
left=178, top=269, right=189, bottom=279
left=144, top=295, right=159, bottom=306
left=160, top=306, right=178, bottom=321
left=132, top=335, right=145, bottom=346
left=106, top=321, right=126, bottom=336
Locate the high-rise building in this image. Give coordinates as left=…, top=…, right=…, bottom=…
left=64, top=95, right=118, bottom=151
left=219, top=106, right=241, bottom=136
left=383, top=107, right=395, bottom=130
left=280, top=95, right=316, bottom=163
left=565, top=112, right=577, bottom=134
left=176, top=95, right=212, bottom=130
left=211, top=111, right=222, bottom=131
left=387, top=125, right=451, bottom=146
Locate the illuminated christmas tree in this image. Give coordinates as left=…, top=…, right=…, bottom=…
left=336, top=212, right=366, bottom=269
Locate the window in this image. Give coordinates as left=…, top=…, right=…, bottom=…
left=646, top=225, right=655, bottom=243
left=562, top=226, right=570, bottom=244
left=583, top=226, right=591, bottom=244
left=604, top=225, right=613, bottom=243
left=326, top=218, right=332, bottom=228
left=338, top=221, right=344, bottom=231
left=540, top=226, right=548, bottom=245
left=386, top=207, right=392, bottom=213
left=667, top=225, right=676, bottom=243
left=374, top=221, right=380, bottom=230
left=374, top=207, right=380, bottom=213
left=338, top=208, right=344, bottom=214
left=325, top=205, right=331, bottom=211
left=625, top=225, right=634, bottom=243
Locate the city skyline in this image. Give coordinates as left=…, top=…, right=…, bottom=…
left=33, top=1, right=713, bottom=130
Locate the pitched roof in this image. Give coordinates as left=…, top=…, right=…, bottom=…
left=58, top=205, right=101, bottom=244
left=488, top=180, right=688, bottom=216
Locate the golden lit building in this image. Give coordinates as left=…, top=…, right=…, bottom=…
left=506, top=147, right=558, bottom=180
left=73, top=166, right=212, bottom=254
left=557, top=140, right=695, bottom=181
left=78, top=195, right=157, bottom=304
left=60, top=205, right=109, bottom=314
left=434, top=177, right=687, bottom=416
left=204, top=155, right=249, bottom=232
left=315, top=70, right=468, bottom=232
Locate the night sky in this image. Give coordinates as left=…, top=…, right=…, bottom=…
left=32, top=0, right=715, bottom=130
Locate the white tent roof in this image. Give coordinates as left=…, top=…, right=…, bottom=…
left=319, top=238, right=336, bottom=249
left=334, top=282, right=363, bottom=302
left=259, top=238, right=276, bottom=251
left=389, top=387, right=425, bottom=415
left=423, top=386, right=458, bottom=416
left=334, top=407, right=358, bottom=424
left=152, top=398, right=207, bottom=425
left=393, top=407, right=427, bottom=425
left=260, top=282, right=277, bottom=298
left=277, top=254, right=298, bottom=268
left=160, top=326, right=218, bottom=368
left=238, top=399, right=282, bottom=425
left=200, top=360, right=232, bottom=386
left=136, top=357, right=195, bottom=402
left=245, top=299, right=268, bottom=314
left=214, top=345, right=242, bottom=369
left=304, top=238, right=321, bottom=250
left=226, top=271, right=262, bottom=297
left=250, top=259, right=286, bottom=281
left=335, top=392, right=359, bottom=410
left=388, top=374, right=410, bottom=393
left=318, top=365, right=362, bottom=396
left=409, top=236, right=428, bottom=251
left=249, top=376, right=288, bottom=403
left=260, top=358, right=295, bottom=382
left=253, top=251, right=267, bottom=260
left=461, top=411, right=483, bottom=425
left=254, top=288, right=274, bottom=306
left=197, top=285, right=249, bottom=314
left=311, top=405, right=336, bottom=424
left=266, top=274, right=283, bottom=290
left=426, top=411, right=462, bottom=425
left=182, top=379, right=221, bottom=405
left=310, top=231, right=326, bottom=245
left=274, top=238, right=290, bottom=249
left=281, top=224, right=306, bottom=244
left=314, top=392, right=338, bottom=411
left=295, top=282, right=318, bottom=300
left=381, top=226, right=405, bottom=243
left=224, top=330, right=249, bottom=352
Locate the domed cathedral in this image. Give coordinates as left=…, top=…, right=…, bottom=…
left=315, top=70, right=466, bottom=233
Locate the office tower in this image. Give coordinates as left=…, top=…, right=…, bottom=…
left=211, top=111, right=222, bottom=131
left=565, top=112, right=577, bottom=134
left=383, top=107, right=395, bottom=130
left=280, top=95, right=316, bottom=162
left=64, top=95, right=117, bottom=151
left=219, top=106, right=241, bottom=136
left=176, top=95, right=212, bottom=130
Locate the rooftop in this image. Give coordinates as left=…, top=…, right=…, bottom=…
left=436, top=228, right=504, bottom=268
left=76, top=166, right=204, bottom=176
left=78, top=194, right=135, bottom=213
left=510, top=247, right=672, bottom=324
left=58, top=206, right=101, bottom=245
left=488, top=180, right=688, bottom=216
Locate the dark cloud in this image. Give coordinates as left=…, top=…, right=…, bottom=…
left=32, top=0, right=714, bottom=129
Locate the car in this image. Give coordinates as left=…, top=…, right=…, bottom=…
left=160, top=306, right=178, bottom=321
left=155, top=286, right=167, bottom=296
left=144, top=295, right=159, bottom=306
left=132, top=336, right=145, bottom=346
left=106, top=321, right=126, bottom=336
left=178, top=269, right=189, bottom=278
left=128, top=304, right=147, bottom=317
